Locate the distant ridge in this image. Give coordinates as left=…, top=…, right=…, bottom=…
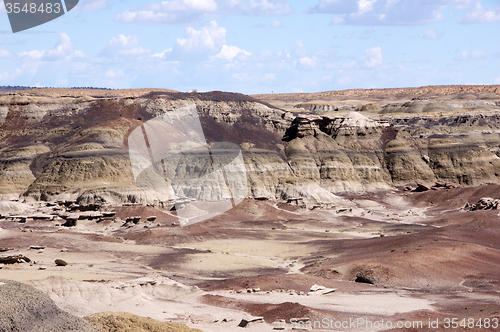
left=0, top=85, right=34, bottom=92
left=0, top=86, right=113, bottom=92
left=253, top=84, right=500, bottom=101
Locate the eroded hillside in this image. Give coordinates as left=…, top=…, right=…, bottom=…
left=0, top=87, right=500, bottom=209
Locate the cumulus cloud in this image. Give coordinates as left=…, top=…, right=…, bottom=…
left=297, top=56, right=319, bottom=70
left=17, top=34, right=83, bottom=61
left=460, top=0, right=500, bottom=23
left=455, top=50, right=487, bottom=61
left=0, top=49, right=12, bottom=58
left=214, top=45, right=251, bottom=60
left=152, top=49, right=173, bottom=59
left=100, top=35, right=152, bottom=58
left=42, top=33, right=79, bottom=61
left=115, top=0, right=292, bottom=25
left=313, top=0, right=476, bottom=26
left=294, top=39, right=307, bottom=57
left=171, top=21, right=226, bottom=60
left=362, top=46, right=382, bottom=68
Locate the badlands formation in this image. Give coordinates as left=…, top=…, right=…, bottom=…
left=0, top=85, right=499, bottom=331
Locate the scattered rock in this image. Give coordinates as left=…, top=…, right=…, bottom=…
left=62, top=217, right=78, bottom=227
left=31, top=214, right=54, bottom=220
left=146, top=216, right=157, bottom=222
left=54, top=259, right=68, bottom=266
left=125, top=216, right=141, bottom=224
left=415, top=183, right=431, bottom=192
left=469, top=197, right=500, bottom=211
left=309, top=284, right=336, bottom=294
left=310, top=284, right=326, bottom=292
left=238, top=317, right=264, bottom=328
left=38, top=266, right=46, bottom=270
left=29, top=246, right=46, bottom=250
left=0, top=254, right=31, bottom=264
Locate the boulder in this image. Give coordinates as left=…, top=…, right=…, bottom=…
left=0, top=254, right=31, bottom=264
left=415, top=183, right=431, bottom=192
left=54, top=259, right=68, bottom=266
left=470, top=197, right=500, bottom=211
left=238, top=317, right=264, bottom=328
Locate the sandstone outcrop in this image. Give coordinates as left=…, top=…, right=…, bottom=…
left=0, top=89, right=500, bottom=209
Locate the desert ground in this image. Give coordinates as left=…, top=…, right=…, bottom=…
left=0, top=85, right=499, bottom=331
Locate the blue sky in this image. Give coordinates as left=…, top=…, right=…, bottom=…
left=0, top=0, right=499, bottom=94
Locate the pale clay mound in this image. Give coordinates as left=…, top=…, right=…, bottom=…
left=0, top=279, right=100, bottom=332
left=85, top=312, right=202, bottom=332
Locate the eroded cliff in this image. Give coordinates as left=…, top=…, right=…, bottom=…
left=1, top=88, right=500, bottom=209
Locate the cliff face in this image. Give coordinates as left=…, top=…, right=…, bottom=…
left=1, top=90, right=500, bottom=208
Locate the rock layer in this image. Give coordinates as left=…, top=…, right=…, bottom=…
left=1, top=89, right=500, bottom=208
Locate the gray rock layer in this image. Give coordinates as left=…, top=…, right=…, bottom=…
left=1, top=91, right=500, bottom=207
left=0, top=279, right=100, bottom=332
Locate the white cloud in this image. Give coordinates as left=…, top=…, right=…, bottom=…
left=115, top=0, right=217, bottom=24
left=239, top=0, right=292, bottom=16
left=16, top=34, right=83, bottom=61
left=294, top=39, right=306, bottom=57
left=152, top=49, right=173, bottom=59
left=461, top=0, right=500, bottom=23
left=423, top=29, right=440, bottom=39
left=43, top=33, right=77, bottom=61
left=115, top=0, right=292, bottom=25
left=0, top=49, right=12, bottom=58
left=307, top=0, right=359, bottom=14
left=330, top=16, right=344, bottom=25
left=263, top=73, right=275, bottom=82
left=104, top=70, right=124, bottom=79
left=100, top=35, right=152, bottom=58
left=18, top=50, right=46, bottom=59
left=214, top=45, right=251, bottom=60
left=311, top=0, right=476, bottom=26
left=362, top=46, right=383, bottom=68
left=171, top=21, right=226, bottom=60
left=0, top=69, right=22, bottom=83
left=455, top=50, right=487, bottom=61
left=297, top=56, right=318, bottom=70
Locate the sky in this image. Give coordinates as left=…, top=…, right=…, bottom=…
left=0, top=0, right=499, bottom=94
